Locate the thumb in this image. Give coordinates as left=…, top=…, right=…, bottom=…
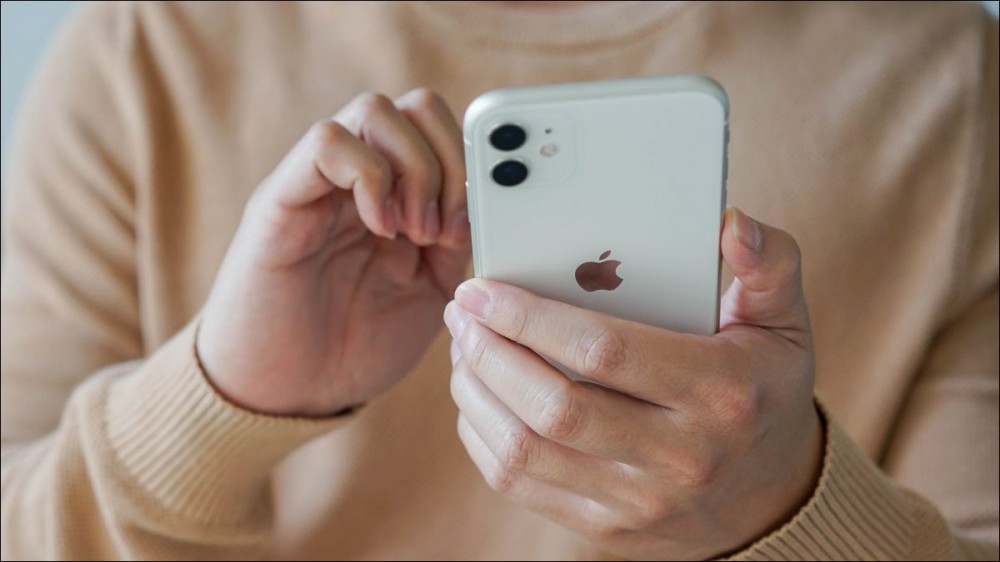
left=719, top=207, right=811, bottom=340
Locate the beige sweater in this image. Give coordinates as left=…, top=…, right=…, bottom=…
left=1, top=1, right=997, bottom=559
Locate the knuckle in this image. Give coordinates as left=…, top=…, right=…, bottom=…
left=708, top=376, right=761, bottom=430
left=632, top=495, right=675, bottom=528
left=580, top=503, right=643, bottom=546
left=484, top=460, right=518, bottom=493
left=578, top=326, right=628, bottom=380
left=243, top=188, right=270, bottom=218
left=784, top=232, right=803, bottom=263
left=675, top=449, right=720, bottom=490
left=591, top=518, right=632, bottom=544
left=537, top=385, right=585, bottom=442
left=405, top=87, right=446, bottom=112
left=355, top=91, right=394, bottom=118
left=775, top=232, right=804, bottom=283
left=463, top=324, right=495, bottom=372
left=497, top=426, right=535, bottom=474
left=362, top=158, right=392, bottom=188
left=504, top=298, right=530, bottom=342
left=307, top=119, right=348, bottom=148
left=448, top=363, right=467, bottom=402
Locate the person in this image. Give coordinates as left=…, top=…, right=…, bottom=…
left=1, top=1, right=996, bottom=559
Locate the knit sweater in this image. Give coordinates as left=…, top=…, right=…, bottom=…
left=1, top=2, right=997, bottom=559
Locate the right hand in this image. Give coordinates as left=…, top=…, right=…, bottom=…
left=196, top=89, right=471, bottom=417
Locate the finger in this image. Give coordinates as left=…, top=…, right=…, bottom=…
left=450, top=354, right=640, bottom=503
left=446, top=302, right=677, bottom=464
left=395, top=89, right=469, bottom=248
left=335, top=92, right=444, bottom=245
left=719, top=207, right=811, bottom=345
left=256, top=119, right=396, bottom=238
left=450, top=279, right=734, bottom=406
left=456, top=413, right=622, bottom=539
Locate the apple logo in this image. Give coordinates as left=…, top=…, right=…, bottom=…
left=575, top=250, right=624, bottom=292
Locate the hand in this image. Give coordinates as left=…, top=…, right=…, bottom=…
left=445, top=208, right=823, bottom=560
left=198, top=89, right=470, bottom=417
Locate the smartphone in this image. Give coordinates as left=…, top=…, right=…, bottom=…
left=463, top=75, right=728, bottom=336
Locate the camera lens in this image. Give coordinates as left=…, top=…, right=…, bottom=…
left=489, top=124, right=527, bottom=151
left=491, top=160, right=529, bottom=187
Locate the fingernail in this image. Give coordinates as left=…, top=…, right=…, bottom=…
left=455, top=279, right=490, bottom=320
left=734, top=208, right=763, bottom=252
left=423, top=200, right=441, bottom=242
left=443, top=301, right=470, bottom=337
left=383, top=197, right=398, bottom=239
left=446, top=210, right=470, bottom=245
left=449, top=339, right=460, bottom=365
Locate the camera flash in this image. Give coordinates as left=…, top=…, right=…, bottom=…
left=540, top=143, right=558, bottom=157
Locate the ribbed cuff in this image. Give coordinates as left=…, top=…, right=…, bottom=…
left=105, top=320, right=352, bottom=525
left=726, top=402, right=915, bottom=561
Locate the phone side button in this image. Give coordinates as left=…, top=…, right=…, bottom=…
left=722, top=166, right=729, bottom=212
left=465, top=180, right=478, bottom=229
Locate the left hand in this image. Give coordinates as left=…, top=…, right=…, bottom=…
left=444, top=207, right=823, bottom=560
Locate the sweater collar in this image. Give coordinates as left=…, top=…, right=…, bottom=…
left=410, top=1, right=691, bottom=50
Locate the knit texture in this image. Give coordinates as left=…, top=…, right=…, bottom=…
left=2, top=2, right=997, bottom=559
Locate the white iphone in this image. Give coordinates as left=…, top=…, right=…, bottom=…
left=463, top=75, right=729, bottom=336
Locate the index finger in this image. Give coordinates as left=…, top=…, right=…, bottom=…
left=395, top=89, right=469, bottom=248
left=453, top=278, right=734, bottom=406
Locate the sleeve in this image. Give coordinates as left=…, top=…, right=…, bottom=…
left=0, top=4, right=349, bottom=559
left=726, top=11, right=999, bottom=562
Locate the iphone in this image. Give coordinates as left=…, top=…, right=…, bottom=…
left=463, top=75, right=729, bottom=335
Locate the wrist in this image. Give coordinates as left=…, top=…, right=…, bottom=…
left=723, top=402, right=825, bottom=557
left=195, top=320, right=359, bottom=418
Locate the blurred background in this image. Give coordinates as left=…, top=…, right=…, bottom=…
left=1, top=0, right=999, bottom=255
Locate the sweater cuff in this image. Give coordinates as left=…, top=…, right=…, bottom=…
left=104, top=320, right=352, bottom=525
left=726, top=402, right=914, bottom=560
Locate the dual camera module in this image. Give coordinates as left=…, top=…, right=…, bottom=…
left=489, top=124, right=529, bottom=187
